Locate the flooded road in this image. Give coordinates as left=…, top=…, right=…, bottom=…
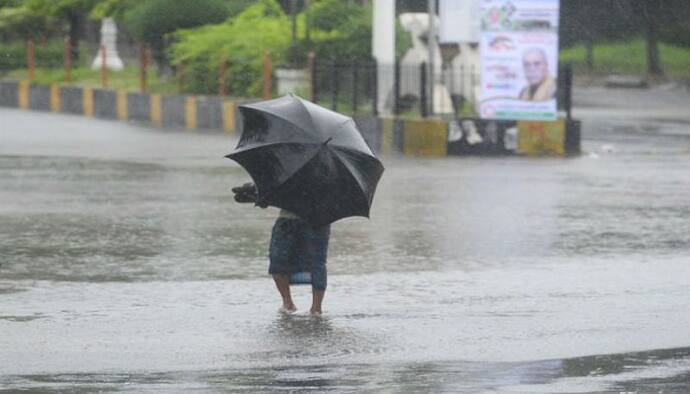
left=1, top=95, right=690, bottom=392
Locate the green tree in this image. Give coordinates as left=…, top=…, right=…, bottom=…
left=560, top=0, right=690, bottom=76
left=0, top=0, right=102, bottom=61
left=26, top=0, right=100, bottom=61
left=123, top=0, right=229, bottom=68
left=631, top=0, right=663, bottom=76
left=307, top=0, right=410, bottom=61
left=169, top=0, right=411, bottom=96
left=89, top=0, right=136, bottom=20
left=169, top=0, right=293, bottom=96
left=0, top=4, right=54, bottom=40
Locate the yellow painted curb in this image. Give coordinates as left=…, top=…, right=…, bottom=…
left=49, top=84, right=60, bottom=112
left=150, top=94, right=162, bottom=127
left=18, top=81, right=29, bottom=109
left=381, top=117, right=394, bottom=154
left=116, top=90, right=128, bottom=120
left=517, top=120, right=566, bottom=156
left=82, top=87, right=94, bottom=116
left=223, top=100, right=236, bottom=134
left=402, top=119, right=448, bottom=157
left=185, top=96, right=197, bottom=131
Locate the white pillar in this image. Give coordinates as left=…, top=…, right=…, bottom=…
left=92, top=18, right=124, bottom=70
left=427, top=0, right=436, bottom=116
left=372, top=0, right=395, bottom=115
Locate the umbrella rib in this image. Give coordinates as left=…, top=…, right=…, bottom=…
left=341, top=157, right=370, bottom=209
left=241, top=106, right=321, bottom=143
left=294, top=98, right=321, bottom=140
left=330, top=147, right=378, bottom=199
left=253, top=145, right=326, bottom=204
left=294, top=98, right=354, bottom=144
left=228, top=141, right=316, bottom=156
left=264, top=145, right=375, bottom=217
left=261, top=146, right=374, bottom=221
left=329, top=118, right=376, bottom=156
left=329, top=152, right=376, bottom=219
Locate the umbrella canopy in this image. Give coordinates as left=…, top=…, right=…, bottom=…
left=226, top=94, right=384, bottom=227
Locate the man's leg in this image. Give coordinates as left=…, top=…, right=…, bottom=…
left=310, top=289, right=325, bottom=315
left=269, top=218, right=299, bottom=313
left=273, top=274, right=296, bottom=313
left=307, top=224, right=330, bottom=315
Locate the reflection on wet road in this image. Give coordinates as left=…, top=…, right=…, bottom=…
left=1, top=107, right=689, bottom=392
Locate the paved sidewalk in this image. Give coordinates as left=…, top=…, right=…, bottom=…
left=573, top=83, right=690, bottom=124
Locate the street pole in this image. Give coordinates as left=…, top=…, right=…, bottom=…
left=218, top=55, right=227, bottom=96
left=100, top=44, right=107, bottom=88
left=291, top=0, right=297, bottom=49
left=64, top=36, right=72, bottom=83
left=27, top=39, right=35, bottom=82
left=139, top=43, right=147, bottom=93
left=263, top=50, right=272, bottom=100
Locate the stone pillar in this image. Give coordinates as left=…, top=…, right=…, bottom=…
left=372, top=0, right=395, bottom=115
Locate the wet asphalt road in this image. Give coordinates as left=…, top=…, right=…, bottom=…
left=1, top=86, right=690, bottom=393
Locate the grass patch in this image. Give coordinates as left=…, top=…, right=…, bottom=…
left=560, top=39, right=690, bottom=79
left=5, top=66, right=179, bottom=94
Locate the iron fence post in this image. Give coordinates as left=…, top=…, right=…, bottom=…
left=308, top=51, right=316, bottom=102
left=420, top=62, right=428, bottom=118
left=371, top=61, right=378, bottom=116
left=352, top=64, right=359, bottom=114
left=394, top=61, right=401, bottom=115
left=330, top=60, right=338, bottom=111
left=565, top=61, right=573, bottom=121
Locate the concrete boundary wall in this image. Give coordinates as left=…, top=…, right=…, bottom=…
left=0, top=79, right=580, bottom=157
left=196, top=96, right=224, bottom=132
left=59, top=86, right=83, bottom=115
left=93, top=89, right=118, bottom=120
left=0, top=80, right=18, bottom=108
left=127, top=92, right=150, bottom=123
left=161, top=95, right=185, bottom=129
left=28, top=85, right=51, bottom=112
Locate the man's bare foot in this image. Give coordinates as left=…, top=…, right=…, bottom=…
left=309, top=309, right=322, bottom=316
left=279, top=304, right=297, bottom=314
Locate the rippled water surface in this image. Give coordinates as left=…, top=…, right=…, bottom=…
left=1, top=107, right=689, bottom=393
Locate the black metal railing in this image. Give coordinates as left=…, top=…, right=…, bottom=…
left=313, top=60, right=573, bottom=119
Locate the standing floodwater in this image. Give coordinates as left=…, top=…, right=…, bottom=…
left=1, top=90, right=690, bottom=392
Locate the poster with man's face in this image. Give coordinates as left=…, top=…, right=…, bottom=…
left=479, top=0, right=560, bottom=120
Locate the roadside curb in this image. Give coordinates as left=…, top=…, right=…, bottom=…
left=0, top=79, right=580, bottom=157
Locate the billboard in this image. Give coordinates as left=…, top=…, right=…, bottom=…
left=439, top=0, right=481, bottom=43
left=479, top=0, right=560, bottom=120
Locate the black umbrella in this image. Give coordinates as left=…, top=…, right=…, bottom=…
left=226, top=94, right=384, bottom=227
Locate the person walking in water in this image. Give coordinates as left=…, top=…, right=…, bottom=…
left=232, top=183, right=330, bottom=315
left=225, top=96, right=382, bottom=317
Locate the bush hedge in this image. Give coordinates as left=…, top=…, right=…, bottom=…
left=0, top=40, right=66, bottom=71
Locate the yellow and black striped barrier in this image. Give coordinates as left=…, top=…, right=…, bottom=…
left=0, top=79, right=580, bottom=157
left=0, top=80, right=275, bottom=141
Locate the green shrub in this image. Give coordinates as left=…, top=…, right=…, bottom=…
left=559, top=39, right=690, bottom=79
left=169, top=0, right=294, bottom=96
left=168, top=0, right=412, bottom=97
left=0, top=40, right=65, bottom=70
left=307, top=0, right=410, bottom=62
left=124, top=0, right=229, bottom=67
